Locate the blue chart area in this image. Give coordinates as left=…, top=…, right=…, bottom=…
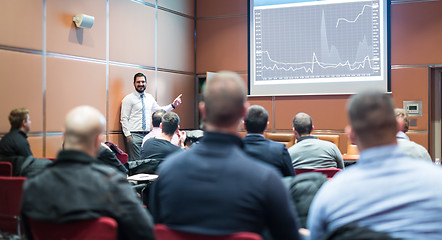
left=254, top=0, right=381, bottom=81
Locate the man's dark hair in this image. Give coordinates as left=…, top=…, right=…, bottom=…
left=9, top=108, right=29, bottom=129
left=161, top=112, right=180, bottom=135
left=133, top=72, right=146, bottom=83
left=347, top=90, right=397, bottom=145
left=244, top=105, right=268, bottom=133
left=152, top=110, right=166, bottom=128
left=202, top=72, right=246, bottom=127
left=292, top=113, right=313, bottom=135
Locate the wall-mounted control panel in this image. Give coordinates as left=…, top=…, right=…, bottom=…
left=403, top=101, right=422, bottom=117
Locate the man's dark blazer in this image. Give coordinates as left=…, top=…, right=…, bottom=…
left=243, top=134, right=295, bottom=177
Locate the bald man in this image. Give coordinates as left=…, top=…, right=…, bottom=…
left=150, top=72, right=302, bottom=240
left=22, top=106, right=154, bottom=240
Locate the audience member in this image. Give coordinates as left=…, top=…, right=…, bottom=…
left=121, top=72, right=182, bottom=161
left=394, top=108, right=409, bottom=140
left=97, top=143, right=128, bottom=174
left=243, top=105, right=295, bottom=177
left=150, top=71, right=302, bottom=240
left=141, top=110, right=179, bottom=147
left=22, top=106, right=154, bottom=240
left=140, top=112, right=185, bottom=161
left=0, top=108, right=33, bottom=159
left=395, top=108, right=432, bottom=162
left=289, top=113, right=344, bottom=169
left=308, top=90, right=442, bottom=240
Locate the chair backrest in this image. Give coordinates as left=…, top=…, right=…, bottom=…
left=347, top=143, right=359, bottom=155
left=0, top=176, right=27, bottom=234
left=154, top=224, right=263, bottom=240
left=264, top=132, right=295, bottom=148
left=313, top=135, right=340, bottom=147
left=294, top=168, right=342, bottom=179
left=0, top=162, right=12, bottom=176
left=105, top=141, right=128, bottom=165
left=28, top=217, right=118, bottom=240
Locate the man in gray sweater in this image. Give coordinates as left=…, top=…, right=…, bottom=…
left=289, top=113, right=344, bottom=169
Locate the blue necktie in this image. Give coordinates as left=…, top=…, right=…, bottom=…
left=141, top=94, right=146, bottom=130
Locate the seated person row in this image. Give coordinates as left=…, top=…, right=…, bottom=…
left=289, top=112, right=344, bottom=169
left=140, top=112, right=185, bottom=165
left=242, top=105, right=295, bottom=177
left=141, top=109, right=180, bottom=147
left=150, top=71, right=303, bottom=240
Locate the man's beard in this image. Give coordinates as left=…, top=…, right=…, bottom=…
left=136, top=86, right=145, bottom=93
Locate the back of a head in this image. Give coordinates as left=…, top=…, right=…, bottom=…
left=293, top=113, right=313, bottom=135
left=161, top=112, right=180, bottom=135
left=394, top=108, right=409, bottom=133
left=152, top=110, right=166, bottom=128
left=244, top=105, right=268, bottom=133
left=347, top=90, right=397, bottom=147
left=9, top=108, right=29, bottom=129
left=64, top=106, right=105, bottom=151
left=202, top=71, right=246, bottom=127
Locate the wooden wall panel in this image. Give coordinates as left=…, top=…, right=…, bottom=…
left=46, top=0, right=106, bottom=59
left=108, top=66, right=155, bottom=132
left=391, top=68, right=428, bottom=131
left=196, top=17, right=248, bottom=73
left=0, top=51, right=43, bottom=133
left=274, top=95, right=350, bottom=130
left=158, top=11, right=195, bottom=72
left=408, top=133, right=428, bottom=151
left=28, top=137, right=44, bottom=159
left=0, top=0, right=43, bottom=50
left=156, top=72, right=195, bottom=129
left=109, top=0, right=155, bottom=66
left=391, top=1, right=442, bottom=65
left=46, top=58, right=106, bottom=132
left=45, top=136, right=63, bottom=158
left=196, top=0, right=247, bottom=17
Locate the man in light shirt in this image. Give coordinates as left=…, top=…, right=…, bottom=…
left=308, top=90, right=442, bottom=240
left=120, top=72, right=182, bottom=161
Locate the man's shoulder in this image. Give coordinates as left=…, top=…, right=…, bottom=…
left=122, top=91, right=135, bottom=99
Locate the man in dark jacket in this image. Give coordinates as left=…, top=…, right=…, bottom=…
left=0, top=108, right=33, bottom=159
left=21, top=106, right=154, bottom=240
left=243, top=105, right=295, bottom=177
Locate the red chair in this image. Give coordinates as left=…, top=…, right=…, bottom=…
left=105, top=141, right=128, bottom=165
left=294, top=168, right=342, bottom=179
left=0, top=176, right=27, bottom=235
left=154, top=224, right=263, bottom=240
left=0, top=162, right=12, bottom=176
left=27, top=217, right=118, bottom=240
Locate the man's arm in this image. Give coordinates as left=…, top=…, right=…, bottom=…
left=151, top=94, right=182, bottom=112
left=120, top=96, right=132, bottom=138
